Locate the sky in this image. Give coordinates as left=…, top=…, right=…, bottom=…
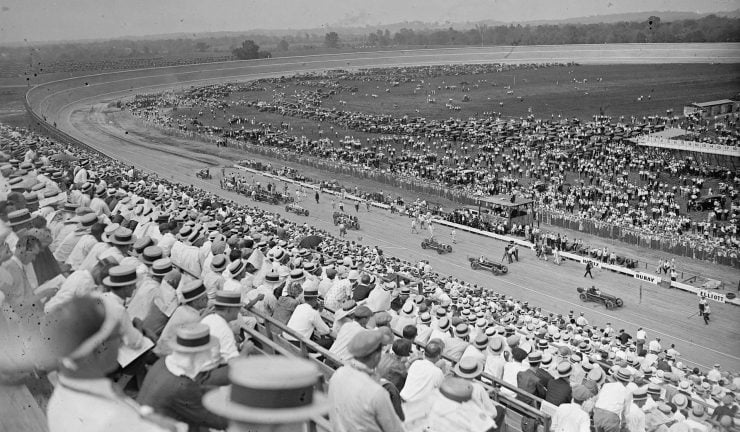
left=0, top=0, right=737, bottom=44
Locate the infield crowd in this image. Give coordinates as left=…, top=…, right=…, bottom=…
left=125, top=65, right=740, bottom=265
left=0, top=122, right=738, bottom=432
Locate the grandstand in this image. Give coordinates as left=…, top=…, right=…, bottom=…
left=5, top=45, right=740, bottom=432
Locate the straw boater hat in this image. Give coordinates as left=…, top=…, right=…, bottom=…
left=556, top=361, right=573, bottom=379
left=211, top=254, right=228, bottom=273
left=262, top=270, right=281, bottom=287
left=151, top=258, right=173, bottom=277
left=170, top=322, right=217, bottom=353
left=453, top=356, right=484, bottom=379
left=227, top=260, right=246, bottom=279
left=213, top=291, right=242, bottom=308
left=141, top=246, right=163, bottom=266
left=102, top=265, right=138, bottom=288
left=7, top=209, right=33, bottom=227
left=181, top=280, right=208, bottom=304
left=202, top=356, right=330, bottom=424
left=104, top=227, right=136, bottom=246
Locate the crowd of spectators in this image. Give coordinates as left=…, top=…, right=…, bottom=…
left=124, top=65, right=740, bottom=261
left=1, top=122, right=738, bottom=432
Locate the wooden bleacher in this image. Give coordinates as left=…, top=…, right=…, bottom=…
left=243, top=308, right=553, bottom=432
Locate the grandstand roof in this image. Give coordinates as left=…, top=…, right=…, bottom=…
left=690, top=99, right=736, bottom=108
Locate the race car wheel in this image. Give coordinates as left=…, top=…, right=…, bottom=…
left=616, top=298, right=624, bottom=307
left=421, top=242, right=427, bottom=249
left=437, top=249, right=444, bottom=254
left=285, top=206, right=290, bottom=212
left=579, top=293, right=588, bottom=302
left=605, top=300, right=614, bottom=310
left=500, top=266, right=508, bottom=274
left=304, top=211, right=309, bottom=217
left=445, top=245, right=452, bottom=252
left=492, top=268, right=500, bottom=275
left=471, top=262, right=480, bottom=270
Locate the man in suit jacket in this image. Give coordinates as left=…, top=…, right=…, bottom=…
left=517, top=351, right=548, bottom=406
left=546, top=361, right=574, bottom=406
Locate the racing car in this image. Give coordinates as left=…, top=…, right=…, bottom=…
left=468, top=256, right=508, bottom=275
left=285, top=202, right=309, bottom=216
left=196, top=168, right=212, bottom=179
left=576, top=286, right=624, bottom=310
left=421, top=237, right=453, bottom=254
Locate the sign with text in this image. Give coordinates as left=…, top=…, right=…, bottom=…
left=634, top=272, right=661, bottom=285
left=698, top=290, right=727, bottom=304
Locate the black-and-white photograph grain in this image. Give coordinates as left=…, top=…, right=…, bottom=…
left=1, top=1, right=739, bottom=431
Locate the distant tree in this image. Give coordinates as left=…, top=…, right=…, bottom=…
left=232, top=40, right=261, bottom=59
left=325, top=32, right=340, bottom=48
left=278, top=39, right=289, bottom=51
left=647, top=15, right=661, bottom=31
left=195, top=42, right=210, bottom=52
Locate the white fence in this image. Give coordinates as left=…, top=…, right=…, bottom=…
left=636, top=135, right=740, bottom=157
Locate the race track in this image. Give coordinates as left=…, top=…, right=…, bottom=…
left=27, top=43, right=740, bottom=370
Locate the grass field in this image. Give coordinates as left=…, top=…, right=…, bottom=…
left=176, top=63, right=740, bottom=124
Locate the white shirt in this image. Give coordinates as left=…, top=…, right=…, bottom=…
left=126, top=277, right=160, bottom=321
left=636, top=329, right=647, bottom=341
left=329, top=320, right=364, bottom=362
left=65, top=235, right=98, bottom=270
left=201, top=312, right=239, bottom=363
left=502, top=361, right=527, bottom=397
left=551, top=403, right=591, bottom=432
left=624, top=402, right=646, bottom=432
left=155, top=304, right=202, bottom=356
left=595, top=382, right=632, bottom=417
left=284, top=303, right=330, bottom=341
left=401, top=358, right=445, bottom=427
left=48, top=375, right=172, bottom=432
left=98, top=293, right=143, bottom=350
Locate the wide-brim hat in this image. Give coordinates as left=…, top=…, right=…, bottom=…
left=202, top=357, right=330, bottom=424
left=453, top=357, right=484, bottom=379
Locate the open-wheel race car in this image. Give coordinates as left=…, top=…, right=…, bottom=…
left=421, top=237, right=452, bottom=254
left=196, top=168, right=212, bottom=179
left=577, top=286, right=624, bottom=310
left=285, top=202, right=309, bottom=216
left=468, top=256, right=508, bottom=275
left=253, top=191, right=280, bottom=205
left=333, top=212, right=360, bottom=229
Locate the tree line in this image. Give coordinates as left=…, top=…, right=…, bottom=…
left=364, top=15, right=739, bottom=47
